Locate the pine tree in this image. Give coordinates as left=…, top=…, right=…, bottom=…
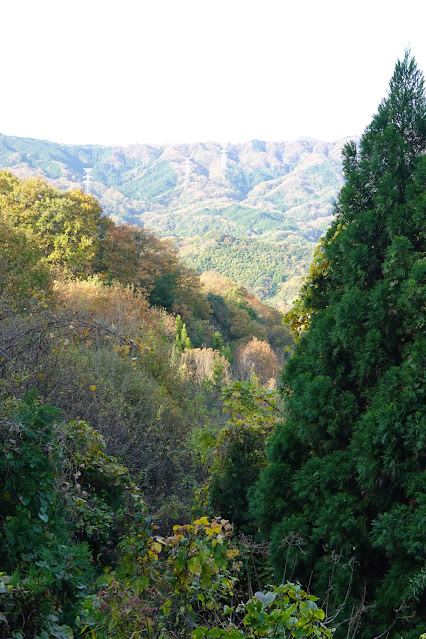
left=251, top=52, right=426, bottom=639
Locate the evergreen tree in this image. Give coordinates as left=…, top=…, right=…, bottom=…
left=251, top=52, right=426, bottom=639
left=213, top=330, right=225, bottom=351
left=174, top=314, right=192, bottom=352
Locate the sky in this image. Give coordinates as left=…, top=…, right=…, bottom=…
left=1, top=0, right=425, bottom=147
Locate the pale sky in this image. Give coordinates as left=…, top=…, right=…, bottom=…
left=1, top=0, right=425, bottom=147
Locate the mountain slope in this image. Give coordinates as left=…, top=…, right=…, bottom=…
left=0, top=134, right=350, bottom=308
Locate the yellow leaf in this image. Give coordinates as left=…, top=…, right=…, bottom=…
left=193, top=516, right=209, bottom=526
left=206, top=523, right=221, bottom=535
left=90, top=385, right=96, bottom=391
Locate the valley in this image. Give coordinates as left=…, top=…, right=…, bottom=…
left=0, top=134, right=349, bottom=308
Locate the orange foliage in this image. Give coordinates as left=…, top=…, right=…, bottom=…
left=101, top=224, right=177, bottom=295
left=234, top=337, right=279, bottom=386
left=54, top=277, right=173, bottom=336
left=200, top=270, right=234, bottom=293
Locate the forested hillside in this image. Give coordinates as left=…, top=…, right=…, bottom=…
left=0, top=52, right=425, bottom=639
left=0, top=134, right=347, bottom=308
left=0, top=167, right=301, bottom=637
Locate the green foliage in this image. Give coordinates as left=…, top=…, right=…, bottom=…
left=0, top=272, right=223, bottom=526
left=76, top=513, right=332, bottom=639
left=252, top=52, right=426, bottom=638
left=175, top=314, right=193, bottom=352
left=0, top=392, right=145, bottom=637
left=207, top=380, right=283, bottom=533
left=206, top=293, right=232, bottom=340
left=0, top=171, right=110, bottom=278
left=186, top=233, right=313, bottom=305
left=0, top=214, right=52, bottom=316
left=305, top=162, right=341, bottom=188
left=92, top=154, right=140, bottom=188
left=0, top=172, right=208, bottom=318
left=202, top=274, right=292, bottom=361
left=120, top=160, right=178, bottom=201
left=212, top=331, right=224, bottom=352
left=1, top=135, right=342, bottom=638
left=192, top=583, right=331, bottom=639
left=0, top=134, right=346, bottom=309
left=0, top=195, right=325, bottom=639
left=251, top=139, right=266, bottom=153
left=0, top=133, right=84, bottom=174
left=283, top=238, right=330, bottom=338
left=225, top=165, right=279, bottom=199
left=77, top=516, right=240, bottom=638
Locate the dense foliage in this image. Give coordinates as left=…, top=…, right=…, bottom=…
left=0, top=161, right=303, bottom=637
left=182, top=232, right=313, bottom=306
left=0, top=398, right=331, bottom=639
left=251, top=52, right=426, bottom=638
left=206, top=380, right=284, bottom=534
left=0, top=167, right=292, bottom=530
left=0, top=394, right=146, bottom=638
left=0, top=171, right=110, bottom=279
left=1, top=53, right=424, bottom=639
left=0, top=134, right=345, bottom=309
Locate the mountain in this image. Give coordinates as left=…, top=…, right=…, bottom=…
left=0, top=133, right=351, bottom=308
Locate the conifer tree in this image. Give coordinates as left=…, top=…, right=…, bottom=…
left=174, top=314, right=192, bottom=352
left=251, top=52, right=426, bottom=639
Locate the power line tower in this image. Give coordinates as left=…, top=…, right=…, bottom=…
left=184, top=157, right=191, bottom=186
left=221, top=143, right=227, bottom=177
left=83, top=168, right=93, bottom=194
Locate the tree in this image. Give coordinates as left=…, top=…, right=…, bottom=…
left=0, top=217, right=51, bottom=316
left=101, top=224, right=179, bottom=300
left=180, top=347, right=230, bottom=386
left=0, top=172, right=110, bottom=277
left=175, top=314, right=193, bottom=352
left=251, top=52, right=426, bottom=639
left=100, top=223, right=210, bottom=318
left=234, top=337, right=279, bottom=386
left=208, top=380, right=283, bottom=534
left=212, top=331, right=224, bottom=352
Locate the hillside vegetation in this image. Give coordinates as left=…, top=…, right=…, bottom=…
left=0, top=167, right=326, bottom=639
left=0, top=53, right=425, bottom=639
left=0, top=134, right=348, bottom=308
left=0, top=168, right=291, bottom=509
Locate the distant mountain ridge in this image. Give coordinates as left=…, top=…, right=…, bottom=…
left=0, top=133, right=353, bottom=308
